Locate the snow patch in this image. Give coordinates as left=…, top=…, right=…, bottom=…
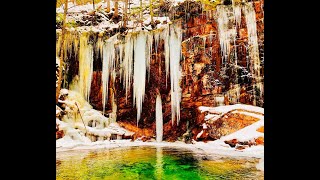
left=220, top=118, right=264, bottom=142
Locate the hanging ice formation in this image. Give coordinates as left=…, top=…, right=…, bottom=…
left=169, top=24, right=182, bottom=126
left=156, top=94, right=163, bottom=142
left=56, top=30, right=80, bottom=61
left=120, top=26, right=182, bottom=127
left=96, top=34, right=104, bottom=60
left=243, top=2, right=260, bottom=78
left=232, top=0, right=242, bottom=28
left=217, top=1, right=261, bottom=75
left=122, top=34, right=134, bottom=103
left=78, top=32, right=94, bottom=102
left=118, top=43, right=124, bottom=83
left=154, top=31, right=161, bottom=73
left=133, top=31, right=147, bottom=126
left=101, top=34, right=118, bottom=115
left=58, top=23, right=183, bottom=127
left=216, top=5, right=237, bottom=65
left=146, top=32, right=153, bottom=82
left=243, top=2, right=263, bottom=104
left=216, top=1, right=263, bottom=105
left=161, top=25, right=170, bottom=87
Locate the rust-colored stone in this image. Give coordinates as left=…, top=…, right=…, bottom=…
left=255, top=136, right=264, bottom=145
left=236, top=145, right=247, bottom=150
left=256, top=126, right=264, bottom=133
left=225, top=139, right=238, bottom=147
left=78, top=2, right=264, bottom=142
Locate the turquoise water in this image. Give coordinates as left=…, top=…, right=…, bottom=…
left=56, top=146, right=263, bottom=180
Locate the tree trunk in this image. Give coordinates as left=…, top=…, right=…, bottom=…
left=140, top=0, right=143, bottom=26
left=56, top=0, right=69, bottom=104
left=114, top=0, right=119, bottom=17
left=93, top=0, right=95, bottom=10
left=123, top=0, right=128, bottom=28
left=106, top=0, right=111, bottom=13
left=150, top=0, right=154, bottom=25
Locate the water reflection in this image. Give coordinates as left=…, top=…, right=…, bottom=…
left=56, top=146, right=263, bottom=180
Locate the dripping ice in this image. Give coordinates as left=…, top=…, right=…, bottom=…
left=133, top=31, right=147, bottom=126
left=78, top=32, right=94, bottom=102
left=169, top=24, right=182, bottom=126
left=102, top=34, right=118, bottom=115
left=156, top=94, right=163, bottom=142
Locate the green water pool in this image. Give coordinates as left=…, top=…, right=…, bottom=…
left=56, top=146, right=263, bottom=180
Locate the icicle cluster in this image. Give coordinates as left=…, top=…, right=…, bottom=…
left=243, top=2, right=262, bottom=105
left=96, top=34, right=104, bottom=60
left=169, top=24, right=183, bottom=126
left=133, top=31, right=147, bottom=126
left=154, top=31, right=161, bottom=73
left=232, top=0, right=242, bottom=28
left=122, top=34, right=134, bottom=103
left=156, top=94, right=163, bottom=142
left=56, top=30, right=80, bottom=61
left=161, top=26, right=170, bottom=87
left=58, top=23, right=184, bottom=127
left=216, top=5, right=237, bottom=64
left=243, top=2, right=260, bottom=77
left=146, top=33, right=153, bottom=82
left=78, top=32, right=94, bottom=102
left=101, top=34, right=118, bottom=115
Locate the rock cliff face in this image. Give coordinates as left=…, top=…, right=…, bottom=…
left=57, top=0, right=264, bottom=141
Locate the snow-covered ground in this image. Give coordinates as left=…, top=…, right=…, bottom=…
left=199, top=103, right=264, bottom=124
left=199, top=104, right=264, bottom=114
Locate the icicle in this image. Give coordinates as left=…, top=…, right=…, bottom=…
left=118, top=43, right=124, bottom=83
left=154, top=31, right=161, bottom=73
left=133, top=31, right=147, bottom=126
left=156, top=94, right=163, bottom=142
left=122, top=33, right=134, bottom=104
left=96, top=33, right=104, bottom=59
left=169, top=24, right=182, bottom=126
left=216, top=5, right=237, bottom=65
left=146, top=32, right=153, bottom=82
left=243, top=2, right=262, bottom=104
left=243, top=2, right=260, bottom=77
left=161, top=25, right=170, bottom=87
left=102, top=34, right=118, bottom=115
left=73, top=33, right=79, bottom=59
left=232, top=0, right=242, bottom=28
left=62, top=31, right=77, bottom=61
left=78, top=32, right=94, bottom=102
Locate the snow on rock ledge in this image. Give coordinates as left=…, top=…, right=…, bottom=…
left=56, top=89, right=135, bottom=147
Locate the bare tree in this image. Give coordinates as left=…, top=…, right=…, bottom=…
left=123, top=0, right=128, bottom=28
left=140, top=0, right=143, bottom=26
left=150, top=0, right=154, bottom=25
left=56, top=0, right=69, bottom=104
left=114, top=0, right=119, bottom=17
left=106, top=0, right=111, bottom=13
